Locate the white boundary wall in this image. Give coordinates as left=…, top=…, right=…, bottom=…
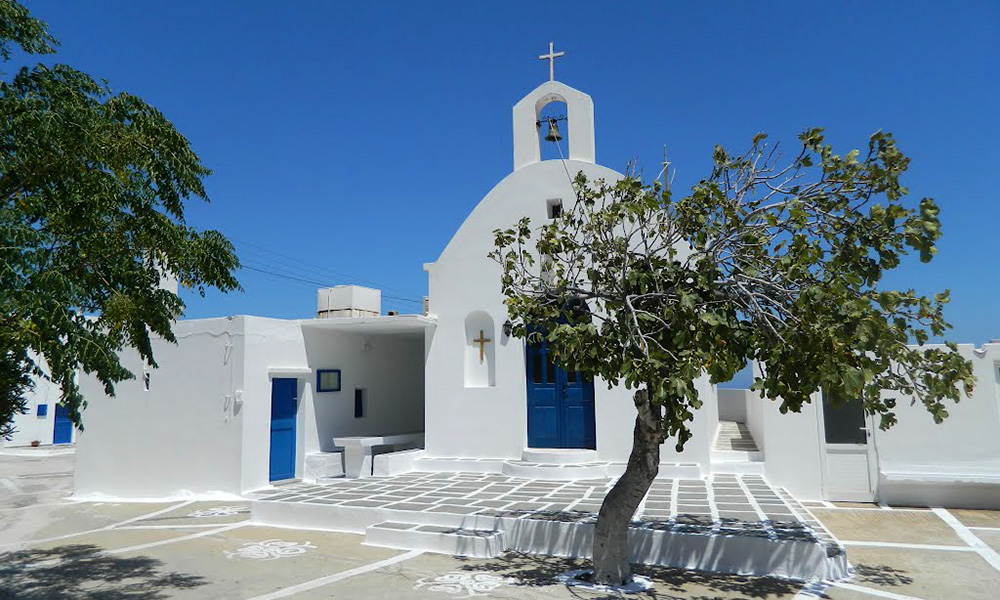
left=74, top=315, right=425, bottom=499
left=75, top=317, right=246, bottom=499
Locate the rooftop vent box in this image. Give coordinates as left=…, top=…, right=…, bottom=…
left=317, top=285, right=381, bottom=319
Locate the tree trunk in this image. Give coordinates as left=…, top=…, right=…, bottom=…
left=591, top=388, right=662, bottom=586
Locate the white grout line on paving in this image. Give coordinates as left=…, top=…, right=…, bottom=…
left=115, top=522, right=248, bottom=530
left=104, top=522, right=247, bottom=555
left=831, top=581, right=926, bottom=600
left=839, top=540, right=976, bottom=552
left=242, top=549, right=425, bottom=600
left=810, top=505, right=929, bottom=513
left=669, top=478, right=679, bottom=517
left=21, top=522, right=248, bottom=571
left=735, top=474, right=767, bottom=522
left=0, top=499, right=195, bottom=549
left=932, top=507, right=1000, bottom=571
left=0, top=500, right=74, bottom=513
left=562, top=486, right=590, bottom=512
left=969, top=526, right=1000, bottom=532
left=792, top=580, right=830, bottom=599
left=704, top=475, right=720, bottom=522
left=111, top=499, right=196, bottom=528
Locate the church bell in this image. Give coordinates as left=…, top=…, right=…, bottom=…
left=543, top=119, right=563, bottom=143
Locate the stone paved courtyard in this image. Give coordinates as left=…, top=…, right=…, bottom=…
left=5, top=451, right=1000, bottom=599
left=249, top=471, right=842, bottom=550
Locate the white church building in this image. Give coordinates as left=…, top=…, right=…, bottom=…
left=69, top=69, right=1000, bottom=512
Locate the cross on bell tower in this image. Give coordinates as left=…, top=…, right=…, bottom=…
left=538, top=42, right=565, bottom=82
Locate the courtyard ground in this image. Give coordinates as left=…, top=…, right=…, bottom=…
left=1, top=451, right=999, bottom=599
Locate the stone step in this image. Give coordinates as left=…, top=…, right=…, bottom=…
left=521, top=448, right=598, bottom=464
left=711, top=449, right=763, bottom=462
left=501, top=460, right=609, bottom=480
left=710, top=460, right=766, bottom=475
left=363, top=521, right=506, bottom=558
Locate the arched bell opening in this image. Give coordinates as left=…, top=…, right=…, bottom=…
left=536, top=99, right=569, bottom=162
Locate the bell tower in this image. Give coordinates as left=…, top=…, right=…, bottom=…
left=512, top=45, right=596, bottom=171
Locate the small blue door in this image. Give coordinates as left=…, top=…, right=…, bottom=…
left=526, top=336, right=596, bottom=449
left=269, top=378, right=298, bottom=481
left=53, top=403, right=73, bottom=445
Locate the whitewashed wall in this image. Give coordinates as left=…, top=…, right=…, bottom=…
left=760, top=393, right=825, bottom=499
left=75, top=317, right=245, bottom=499
left=74, top=315, right=426, bottom=498
left=423, top=157, right=714, bottom=466
left=873, top=343, right=1000, bottom=507
left=717, top=388, right=748, bottom=423
left=2, top=357, right=67, bottom=447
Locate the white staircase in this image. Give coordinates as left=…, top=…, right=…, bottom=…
left=364, top=521, right=506, bottom=558
left=711, top=421, right=765, bottom=475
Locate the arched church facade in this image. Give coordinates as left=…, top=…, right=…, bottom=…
left=420, top=80, right=718, bottom=474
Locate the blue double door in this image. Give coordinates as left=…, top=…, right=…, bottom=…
left=269, top=378, right=298, bottom=482
left=526, top=336, right=596, bottom=449
left=53, top=403, right=73, bottom=444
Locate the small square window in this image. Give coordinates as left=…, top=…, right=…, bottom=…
left=354, top=388, right=365, bottom=418
left=316, top=369, right=341, bottom=392
left=547, top=198, right=563, bottom=219
left=37, top=404, right=48, bottom=417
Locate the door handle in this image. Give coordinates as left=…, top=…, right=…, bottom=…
left=562, top=383, right=568, bottom=398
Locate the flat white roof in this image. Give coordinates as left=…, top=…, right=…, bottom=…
left=299, top=314, right=435, bottom=336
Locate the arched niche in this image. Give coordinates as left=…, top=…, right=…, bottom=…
left=464, top=311, right=496, bottom=388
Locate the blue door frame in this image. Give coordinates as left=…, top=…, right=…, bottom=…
left=525, top=336, right=596, bottom=449
left=269, top=378, right=298, bottom=482
left=52, top=403, right=73, bottom=445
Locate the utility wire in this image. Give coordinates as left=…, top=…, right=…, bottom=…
left=194, top=225, right=424, bottom=300
left=240, top=264, right=423, bottom=305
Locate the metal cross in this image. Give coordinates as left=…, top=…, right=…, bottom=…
left=538, top=42, right=565, bottom=82
left=473, top=330, right=492, bottom=363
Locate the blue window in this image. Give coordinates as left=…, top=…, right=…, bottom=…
left=354, top=388, right=365, bottom=418
left=37, top=404, right=48, bottom=417
left=316, top=369, right=341, bottom=392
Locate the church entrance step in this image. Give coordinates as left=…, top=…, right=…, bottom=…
left=521, top=448, right=598, bottom=464
left=710, top=460, right=766, bottom=475
left=364, top=521, right=506, bottom=558
left=501, top=460, right=609, bottom=480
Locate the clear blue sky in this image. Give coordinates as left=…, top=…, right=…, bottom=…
left=24, top=2, right=1000, bottom=356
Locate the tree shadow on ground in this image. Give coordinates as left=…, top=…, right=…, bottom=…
left=453, top=552, right=806, bottom=599
left=0, top=544, right=207, bottom=599
left=852, top=563, right=914, bottom=587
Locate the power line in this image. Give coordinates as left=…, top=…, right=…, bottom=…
left=227, top=235, right=421, bottom=298
left=194, top=225, right=426, bottom=300
left=240, top=264, right=423, bottom=305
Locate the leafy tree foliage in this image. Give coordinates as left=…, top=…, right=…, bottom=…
left=1, top=0, right=240, bottom=437
left=491, top=130, right=974, bottom=584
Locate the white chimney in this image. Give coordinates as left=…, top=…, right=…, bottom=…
left=316, top=285, right=381, bottom=319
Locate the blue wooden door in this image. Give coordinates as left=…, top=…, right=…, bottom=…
left=269, top=378, right=298, bottom=481
left=526, top=336, right=596, bottom=449
left=52, top=403, right=73, bottom=445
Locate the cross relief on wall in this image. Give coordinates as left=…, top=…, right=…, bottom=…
left=472, top=329, right=492, bottom=364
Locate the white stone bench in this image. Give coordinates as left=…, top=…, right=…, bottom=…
left=879, top=465, right=1000, bottom=509
left=304, top=451, right=344, bottom=481
left=333, top=433, right=425, bottom=478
